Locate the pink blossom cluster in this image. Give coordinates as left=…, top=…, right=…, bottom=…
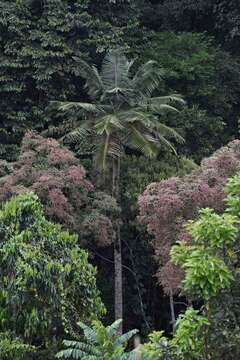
left=0, top=131, right=113, bottom=246
left=138, top=140, right=240, bottom=294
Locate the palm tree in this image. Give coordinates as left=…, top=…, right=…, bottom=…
left=52, top=50, right=185, bottom=333
left=56, top=319, right=138, bottom=360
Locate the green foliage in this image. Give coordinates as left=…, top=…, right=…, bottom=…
left=172, top=308, right=209, bottom=360
left=170, top=174, right=240, bottom=358
left=140, top=32, right=240, bottom=161
left=141, top=331, right=175, bottom=360
left=0, top=192, right=104, bottom=356
left=172, top=242, right=232, bottom=300
left=121, top=154, right=197, bottom=209
left=147, top=0, right=240, bottom=52
left=171, top=209, right=236, bottom=300
left=0, top=332, right=34, bottom=360
left=56, top=319, right=138, bottom=359
left=0, top=0, right=143, bottom=160
left=141, top=308, right=209, bottom=360
left=171, top=206, right=238, bottom=299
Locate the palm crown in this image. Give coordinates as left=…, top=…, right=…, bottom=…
left=53, top=50, right=185, bottom=170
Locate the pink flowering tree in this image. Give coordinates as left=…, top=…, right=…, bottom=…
left=138, top=140, right=240, bottom=325
left=0, top=131, right=118, bottom=247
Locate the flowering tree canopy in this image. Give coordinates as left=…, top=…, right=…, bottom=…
left=138, top=140, right=240, bottom=294
left=0, top=131, right=118, bottom=247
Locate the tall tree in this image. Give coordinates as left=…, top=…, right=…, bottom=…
left=52, top=50, right=185, bottom=333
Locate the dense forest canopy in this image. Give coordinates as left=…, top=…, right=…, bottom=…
left=1, top=0, right=240, bottom=359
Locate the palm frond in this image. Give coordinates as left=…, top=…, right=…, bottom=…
left=149, top=94, right=186, bottom=105
left=63, top=126, right=92, bottom=145
left=56, top=348, right=88, bottom=359
left=132, top=60, right=163, bottom=98
left=101, top=50, right=131, bottom=92
left=128, top=125, right=158, bottom=158
left=108, top=137, right=123, bottom=159
left=52, top=101, right=107, bottom=115
left=153, top=122, right=185, bottom=144
left=73, top=57, right=103, bottom=100
left=94, top=114, right=124, bottom=135
left=94, top=135, right=123, bottom=170
left=157, top=133, right=178, bottom=155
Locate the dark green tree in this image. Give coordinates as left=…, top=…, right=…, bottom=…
left=0, top=0, right=143, bottom=160
left=139, top=32, right=240, bottom=161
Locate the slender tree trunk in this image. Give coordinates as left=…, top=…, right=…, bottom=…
left=169, top=289, right=176, bottom=332
left=112, top=157, right=123, bottom=334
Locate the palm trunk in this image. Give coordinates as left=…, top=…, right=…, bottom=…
left=112, top=157, right=123, bottom=334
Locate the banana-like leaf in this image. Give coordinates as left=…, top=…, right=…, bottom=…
left=114, top=329, right=139, bottom=347
left=107, top=319, right=123, bottom=337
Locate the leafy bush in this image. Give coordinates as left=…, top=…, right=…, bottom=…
left=0, top=192, right=104, bottom=357
left=0, top=332, right=33, bottom=360
left=56, top=319, right=138, bottom=360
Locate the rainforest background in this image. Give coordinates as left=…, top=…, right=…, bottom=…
left=1, top=0, right=240, bottom=359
